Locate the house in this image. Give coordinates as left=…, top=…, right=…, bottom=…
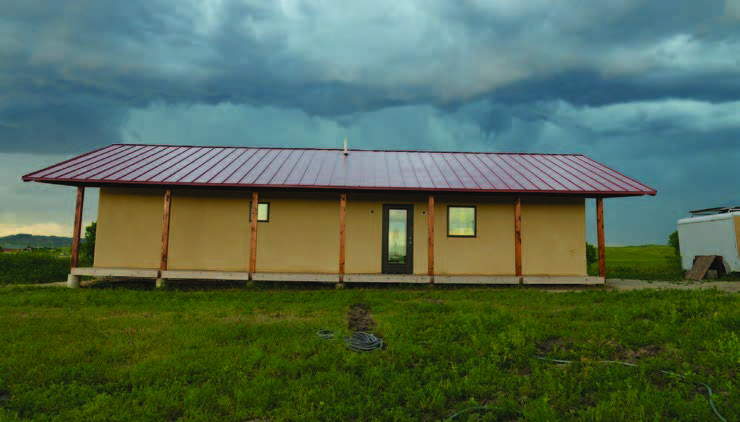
left=22, top=143, right=656, bottom=288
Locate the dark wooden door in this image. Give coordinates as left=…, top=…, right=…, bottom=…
left=382, top=204, right=414, bottom=274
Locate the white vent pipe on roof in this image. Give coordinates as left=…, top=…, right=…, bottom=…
left=344, top=139, right=348, bottom=155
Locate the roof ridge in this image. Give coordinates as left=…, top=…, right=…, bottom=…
left=109, top=143, right=585, bottom=156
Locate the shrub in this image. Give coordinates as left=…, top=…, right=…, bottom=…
left=81, top=221, right=97, bottom=261
left=668, top=230, right=680, bottom=257
left=0, top=252, right=70, bottom=285
left=586, top=243, right=598, bottom=266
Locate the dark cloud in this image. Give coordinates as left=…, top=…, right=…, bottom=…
left=2, top=0, right=739, bottom=153
left=574, top=0, right=727, bottom=43
left=478, top=71, right=740, bottom=108
left=0, top=98, right=126, bottom=154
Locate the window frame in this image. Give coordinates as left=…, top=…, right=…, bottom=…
left=447, top=205, right=477, bottom=238
left=249, top=201, right=270, bottom=222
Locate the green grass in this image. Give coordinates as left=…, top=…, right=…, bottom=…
left=588, top=245, right=685, bottom=280
left=588, top=245, right=740, bottom=281
left=1, top=285, right=737, bottom=421
left=0, top=252, right=93, bottom=286
left=0, top=253, right=71, bottom=285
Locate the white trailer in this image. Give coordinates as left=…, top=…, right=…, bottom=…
left=677, top=211, right=740, bottom=273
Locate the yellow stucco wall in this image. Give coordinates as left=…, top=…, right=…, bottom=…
left=434, top=197, right=516, bottom=275
left=344, top=194, right=428, bottom=274
left=521, top=197, right=586, bottom=276
left=256, top=192, right=339, bottom=273
left=345, top=198, right=381, bottom=273
left=412, top=202, right=429, bottom=275
left=93, top=187, right=587, bottom=276
left=168, top=190, right=250, bottom=271
left=94, top=187, right=163, bottom=269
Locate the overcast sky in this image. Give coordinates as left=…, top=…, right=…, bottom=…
left=1, top=0, right=739, bottom=245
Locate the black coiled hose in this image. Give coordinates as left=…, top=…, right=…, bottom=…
left=316, top=329, right=335, bottom=340
left=317, top=330, right=383, bottom=351
left=345, top=332, right=384, bottom=352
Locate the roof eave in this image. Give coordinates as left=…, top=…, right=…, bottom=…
left=21, top=177, right=657, bottom=197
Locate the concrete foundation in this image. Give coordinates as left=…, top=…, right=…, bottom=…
left=155, top=278, right=168, bottom=288
left=67, top=274, right=81, bottom=288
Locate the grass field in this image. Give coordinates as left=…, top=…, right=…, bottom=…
left=589, top=245, right=740, bottom=281
left=0, top=253, right=71, bottom=285
left=0, top=252, right=94, bottom=286
left=588, top=245, right=685, bottom=280
left=3, top=244, right=737, bottom=286
left=0, top=285, right=737, bottom=421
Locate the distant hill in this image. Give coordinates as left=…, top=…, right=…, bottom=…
left=0, top=234, right=75, bottom=249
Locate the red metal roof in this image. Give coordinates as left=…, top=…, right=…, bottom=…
left=22, top=144, right=656, bottom=196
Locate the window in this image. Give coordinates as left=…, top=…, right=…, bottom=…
left=249, top=202, right=270, bottom=222
left=447, top=206, right=476, bottom=237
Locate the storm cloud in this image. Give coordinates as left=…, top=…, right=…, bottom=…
left=1, top=0, right=739, bottom=244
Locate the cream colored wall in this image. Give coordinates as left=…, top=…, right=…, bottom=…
left=168, top=190, right=250, bottom=271
left=412, top=202, right=429, bottom=275
left=93, top=187, right=587, bottom=276
left=94, top=187, right=163, bottom=269
left=344, top=194, right=428, bottom=274
left=521, top=197, right=586, bottom=276
left=256, top=192, right=339, bottom=273
left=345, top=198, right=381, bottom=273
left=434, top=197, right=516, bottom=275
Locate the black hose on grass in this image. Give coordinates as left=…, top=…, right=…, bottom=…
left=317, top=330, right=384, bottom=352
left=316, top=329, right=335, bottom=340
left=536, top=356, right=727, bottom=422
left=315, top=334, right=726, bottom=420
left=314, top=331, right=728, bottom=420
left=345, top=332, right=383, bottom=352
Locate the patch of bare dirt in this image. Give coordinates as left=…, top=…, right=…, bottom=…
left=535, top=337, right=574, bottom=354
left=347, top=303, right=377, bottom=333
left=636, top=345, right=661, bottom=357
left=608, top=340, right=661, bottom=362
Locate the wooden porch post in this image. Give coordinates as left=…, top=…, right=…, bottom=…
left=156, top=189, right=172, bottom=288
left=596, top=197, right=606, bottom=278
left=428, top=194, right=435, bottom=284
left=159, top=189, right=172, bottom=272
left=338, top=193, right=346, bottom=283
left=249, top=191, right=259, bottom=280
left=70, top=186, right=85, bottom=269
left=514, top=196, right=522, bottom=283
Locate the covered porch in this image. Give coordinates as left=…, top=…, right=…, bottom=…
left=64, top=186, right=609, bottom=288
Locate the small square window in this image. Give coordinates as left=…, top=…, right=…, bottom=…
left=249, top=202, right=270, bottom=222
left=448, top=206, right=476, bottom=237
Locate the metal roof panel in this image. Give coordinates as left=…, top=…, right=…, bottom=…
left=22, top=144, right=657, bottom=196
